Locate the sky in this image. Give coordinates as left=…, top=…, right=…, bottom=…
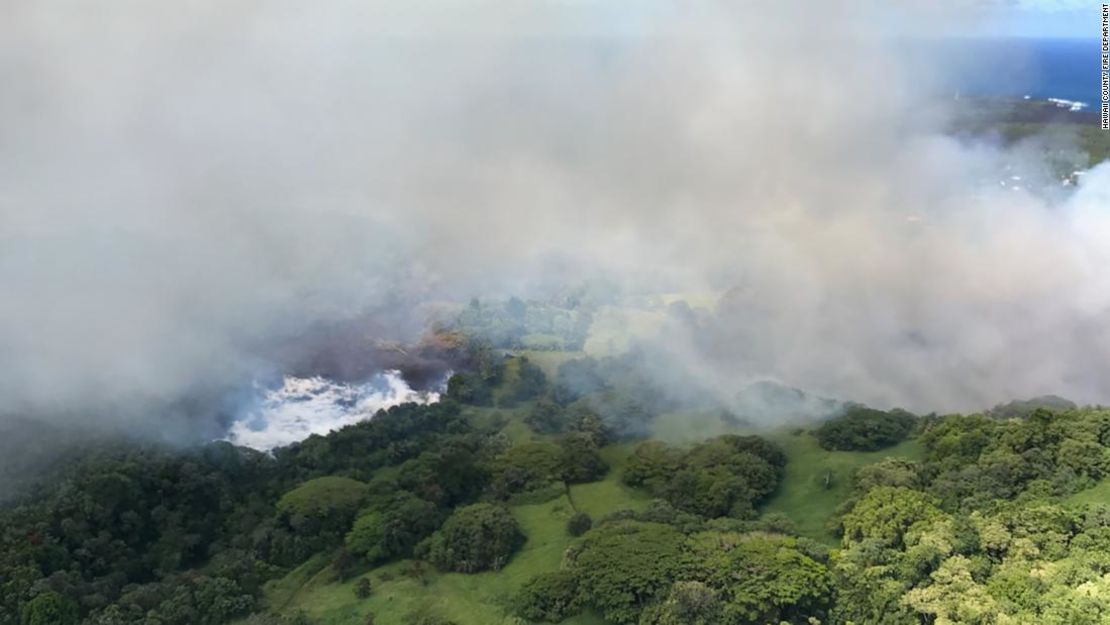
left=975, top=1, right=1095, bottom=38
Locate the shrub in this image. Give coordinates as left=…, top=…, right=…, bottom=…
left=489, top=442, right=564, bottom=498
left=404, top=607, right=459, bottom=625
left=420, top=504, right=524, bottom=573
left=332, top=548, right=355, bottom=581
left=623, top=441, right=682, bottom=492
left=277, top=476, right=367, bottom=528
left=815, top=407, right=917, bottom=451
left=20, top=592, right=79, bottom=625
left=567, top=512, right=593, bottom=536
left=568, top=521, right=687, bottom=624
left=354, top=577, right=372, bottom=599
left=625, top=436, right=785, bottom=519
left=639, top=581, right=722, bottom=625
left=445, top=372, right=493, bottom=405
left=346, top=492, right=443, bottom=564
left=558, top=433, right=608, bottom=484
left=515, top=570, right=582, bottom=622
left=553, top=358, right=605, bottom=405
left=526, top=399, right=568, bottom=434
left=508, top=357, right=547, bottom=402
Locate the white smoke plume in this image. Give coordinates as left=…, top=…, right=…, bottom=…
left=1, top=0, right=1107, bottom=439
left=226, top=372, right=440, bottom=450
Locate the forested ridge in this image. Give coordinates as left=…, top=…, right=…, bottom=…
left=3, top=346, right=1110, bottom=625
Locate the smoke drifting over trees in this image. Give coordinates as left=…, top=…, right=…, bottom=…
left=2, top=0, right=1110, bottom=438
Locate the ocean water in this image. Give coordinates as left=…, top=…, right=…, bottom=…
left=944, top=38, right=1101, bottom=108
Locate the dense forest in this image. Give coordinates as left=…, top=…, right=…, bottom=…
left=3, top=342, right=1110, bottom=625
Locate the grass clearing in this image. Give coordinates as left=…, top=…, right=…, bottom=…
left=266, top=378, right=930, bottom=622
left=568, top=444, right=653, bottom=519
left=651, top=410, right=926, bottom=545
left=651, top=409, right=744, bottom=444
left=1064, top=479, right=1110, bottom=507
left=256, top=552, right=332, bottom=614
left=462, top=403, right=536, bottom=444
left=275, top=445, right=645, bottom=625
left=762, top=433, right=925, bottom=544
left=277, top=494, right=609, bottom=625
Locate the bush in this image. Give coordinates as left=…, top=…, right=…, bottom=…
left=420, top=504, right=524, bottom=572
left=489, top=442, right=564, bottom=498
left=508, top=357, right=547, bottom=402
left=639, top=581, right=722, bottom=625
left=623, top=441, right=682, bottom=492
left=20, top=592, right=79, bottom=625
left=277, top=476, right=368, bottom=528
left=445, top=372, right=493, bottom=406
left=553, top=358, right=605, bottom=405
left=333, top=548, right=355, bottom=581
left=987, top=395, right=1076, bottom=419
left=346, top=492, right=443, bottom=564
left=568, top=521, right=687, bottom=624
left=558, top=433, right=608, bottom=484
left=567, top=512, right=593, bottom=536
left=526, top=401, right=612, bottom=444
left=404, top=606, right=459, bottom=625
left=815, top=407, right=917, bottom=451
left=515, top=570, right=582, bottom=622
left=625, top=436, right=785, bottom=519
left=526, top=399, right=569, bottom=434
left=354, top=577, right=372, bottom=599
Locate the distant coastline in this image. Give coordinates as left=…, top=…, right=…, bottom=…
left=940, top=37, right=1102, bottom=108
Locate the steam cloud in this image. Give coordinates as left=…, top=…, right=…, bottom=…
left=2, top=0, right=1109, bottom=441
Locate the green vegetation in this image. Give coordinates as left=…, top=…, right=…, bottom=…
left=516, top=569, right=582, bottom=622
left=567, top=521, right=688, bottom=623
left=566, top=512, right=593, bottom=536
left=1065, top=478, right=1110, bottom=507
left=419, top=504, right=524, bottom=573
left=506, top=357, right=548, bottom=403
left=949, top=96, right=1110, bottom=170
left=762, top=434, right=926, bottom=543
left=988, top=394, right=1078, bottom=419
left=814, top=406, right=917, bottom=451
left=6, top=336, right=1110, bottom=625
left=622, top=435, right=785, bottom=518
left=451, top=297, right=594, bottom=351
left=276, top=476, right=368, bottom=518
left=20, top=592, right=78, bottom=625
left=345, top=493, right=442, bottom=564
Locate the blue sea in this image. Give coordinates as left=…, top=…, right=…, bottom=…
left=940, top=38, right=1101, bottom=108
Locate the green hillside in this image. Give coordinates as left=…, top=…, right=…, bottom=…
left=6, top=345, right=1110, bottom=625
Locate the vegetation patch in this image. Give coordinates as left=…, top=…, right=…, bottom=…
left=814, top=406, right=917, bottom=451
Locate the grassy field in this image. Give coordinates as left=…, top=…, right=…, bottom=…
left=567, top=444, right=653, bottom=519
left=461, top=403, right=536, bottom=445
left=1064, top=479, right=1110, bottom=507
left=762, top=434, right=925, bottom=544
left=273, top=494, right=610, bottom=625
left=262, top=357, right=931, bottom=622
left=651, top=409, right=926, bottom=544
left=267, top=438, right=649, bottom=624
left=651, top=409, right=750, bottom=444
